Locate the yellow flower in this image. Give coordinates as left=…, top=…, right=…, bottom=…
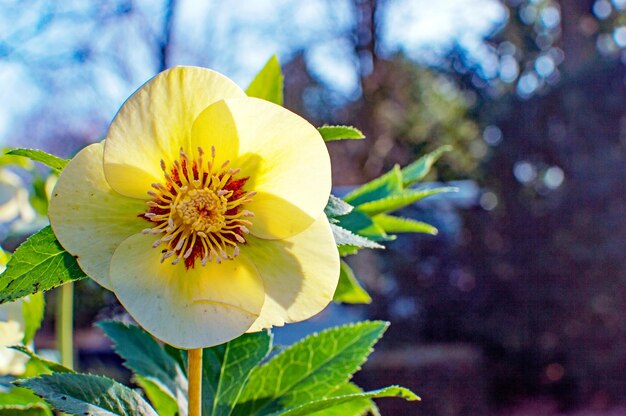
left=48, top=67, right=339, bottom=349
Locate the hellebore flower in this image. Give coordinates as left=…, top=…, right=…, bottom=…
left=48, top=67, right=339, bottom=349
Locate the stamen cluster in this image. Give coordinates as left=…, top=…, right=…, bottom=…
left=142, top=147, right=254, bottom=268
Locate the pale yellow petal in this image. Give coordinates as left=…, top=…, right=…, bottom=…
left=242, top=214, right=339, bottom=332
left=48, top=142, right=146, bottom=290
left=189, top=100, right=239, bottom=167
left=104, top=67, right=246, bottom=199
left=109, top=233, right=265, bottom=349
left=223, top=97, right=331, bottom=239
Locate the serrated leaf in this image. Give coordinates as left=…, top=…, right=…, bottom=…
left=16, top=373, right=158, bottom=416
left=0, top=226, right=87, bottom=305
left=233, top=321, right=389, bottom=416
left=333, top=261, right=371, bottom=304
left=98, top=321, right=187, bottom=413
left=343, top=165, right=403, bottom=206
left=246, top=55, right=284, bottom=105
left=0, top=404, right=51, bottom=416
left=203, top=331, right=272, bottom=416
left=0, top=385, right=48, bottom=408
left=135, top=376, right=178, bottom=416
left=330, top=224, right=383, bottom=250
left=324, top=195, right=353, bottom=219
left=317, top=125, right=364, bottom=142
left=11, top=346, right=73, bottom=375
left=357, top=187, right=458, bottom=216
left=373, top=214, right=438, bottom=235
left=401, top=145, right=451, bottom=186
left=5, top=149, right=68, bottom=172
left=335, top=210, right=373, bottom=235
left=21, top=293, right=45, bottom=345
left=278, top=386, right=419, bottom=416
left=307, top=383, right=374, bottom=416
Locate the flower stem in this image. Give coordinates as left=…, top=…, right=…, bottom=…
left=56, top=282, right=74, bottom=369
left=188, top=348, right=203, bottom=416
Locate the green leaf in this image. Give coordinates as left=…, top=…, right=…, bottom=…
left=246, top=55, right=284, bottom=105
left=233, top=321, right=389, bottom=416
left=21, top=293, right=45, bottom=345
left=278, top=386, right=419, bottom=416
left=0, top=226, right=87, bottom=305
left=98, top=321, right=186, bottom=411
left=135, top=377, right=178, bottom=416
left=203, top=331, right=273, bottom=416
left=333, top=261, right=372, bottom=304
left=16, top=373, right=158, bottom=416
left=335, top=210, right=374, bottom=236
left=343, top=165, right=403, bottom=206
left=324, top=195, right=353, bottom=219
left=11, top=346, right=73, bottom=375
left=401, top=145, right=451, bottom=186
left=5, top=149, right=69, bottom=172
left=0, top=404, right=51, bottom=416
left=0, top=148, right=34, bottom=169
left=330, top=224, right=383, bottom=250
left=317, top=125, right=365, bottom=142
left=307, top=383, right=374, bottom=416
left=357, top=187, right=458, bottom=216
left=373, top=214, right=438, bottom=235
left=0, top=385, right=49, bottom=409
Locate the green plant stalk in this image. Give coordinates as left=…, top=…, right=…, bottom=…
left=56, top=282, right=74, bottom=369
left=188, top=348, right=203, bottom=416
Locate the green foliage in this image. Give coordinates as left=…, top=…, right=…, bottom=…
left=15, top=321, right=417, bottom=415
left=233, top=321, right=388, bottom=415
left=330, top=224, right=384, bottom=251
left=0, top=226, right=86, bottom=305
left=401, top=145, right=451, bottom=185
left=203, top=331, right=272, bottom=416
left=98, top=321, right=187, bottom=412
left=333, top=260, right=372, bottom=304
left=320, top=146, right=454, bottom=304
left=356, top=187, right=457, bottom=217
left=344, top=165, right=403, bottom=206
left=0, top=383, right=52, bottom=416
left=280, top=386, right=419, bottom=416
left=246, top=55, right=284, bottom=106
left=0, top=403, right=51, bottom=415
left=5, top=149, right=69, bottom=172
left=307, top=383, right=374, bottom=416
left=317, top=125, right=364, bottom=142
left=372, top=214, right=438, bottom=235
left=324, top=195, right=353, bottom=218
left=134, top=377, right=178, bottom=416
left=12, top=346, right=73, bottom=375
left=21, top=292, right=45, bottom=345
left=16, top=374, right=158, bottom=416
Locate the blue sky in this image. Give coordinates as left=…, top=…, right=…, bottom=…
left=0, top=0, right=506, bottom=146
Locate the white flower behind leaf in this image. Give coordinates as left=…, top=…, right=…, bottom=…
left=0, top=169, right=36, bottom=224
left=0, top=247, right=29, bottom=375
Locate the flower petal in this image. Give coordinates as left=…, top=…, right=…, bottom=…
left=189, top=100, right=239, bottom=167
left=48, top=142, right=146, bottom=290
left=109, top=233, right=265, bottom=349
left=224, top=97, right=331, bottom=239
left=104, top=67, right=246, bottom=199
left=242, top=214, right=339, bottom=332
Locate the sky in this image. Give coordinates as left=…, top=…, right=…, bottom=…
left=0, top=0, right=506, bottom=147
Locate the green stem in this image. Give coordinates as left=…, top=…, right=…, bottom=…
left=56, top=282, right=74, bottom=370
left=188, top=348, right=203, bottom=416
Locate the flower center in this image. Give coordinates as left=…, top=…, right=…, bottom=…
left=141, top=147, right=255, bottom=268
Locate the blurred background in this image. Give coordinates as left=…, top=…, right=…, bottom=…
left=1, top=0, right=625, bottom=415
